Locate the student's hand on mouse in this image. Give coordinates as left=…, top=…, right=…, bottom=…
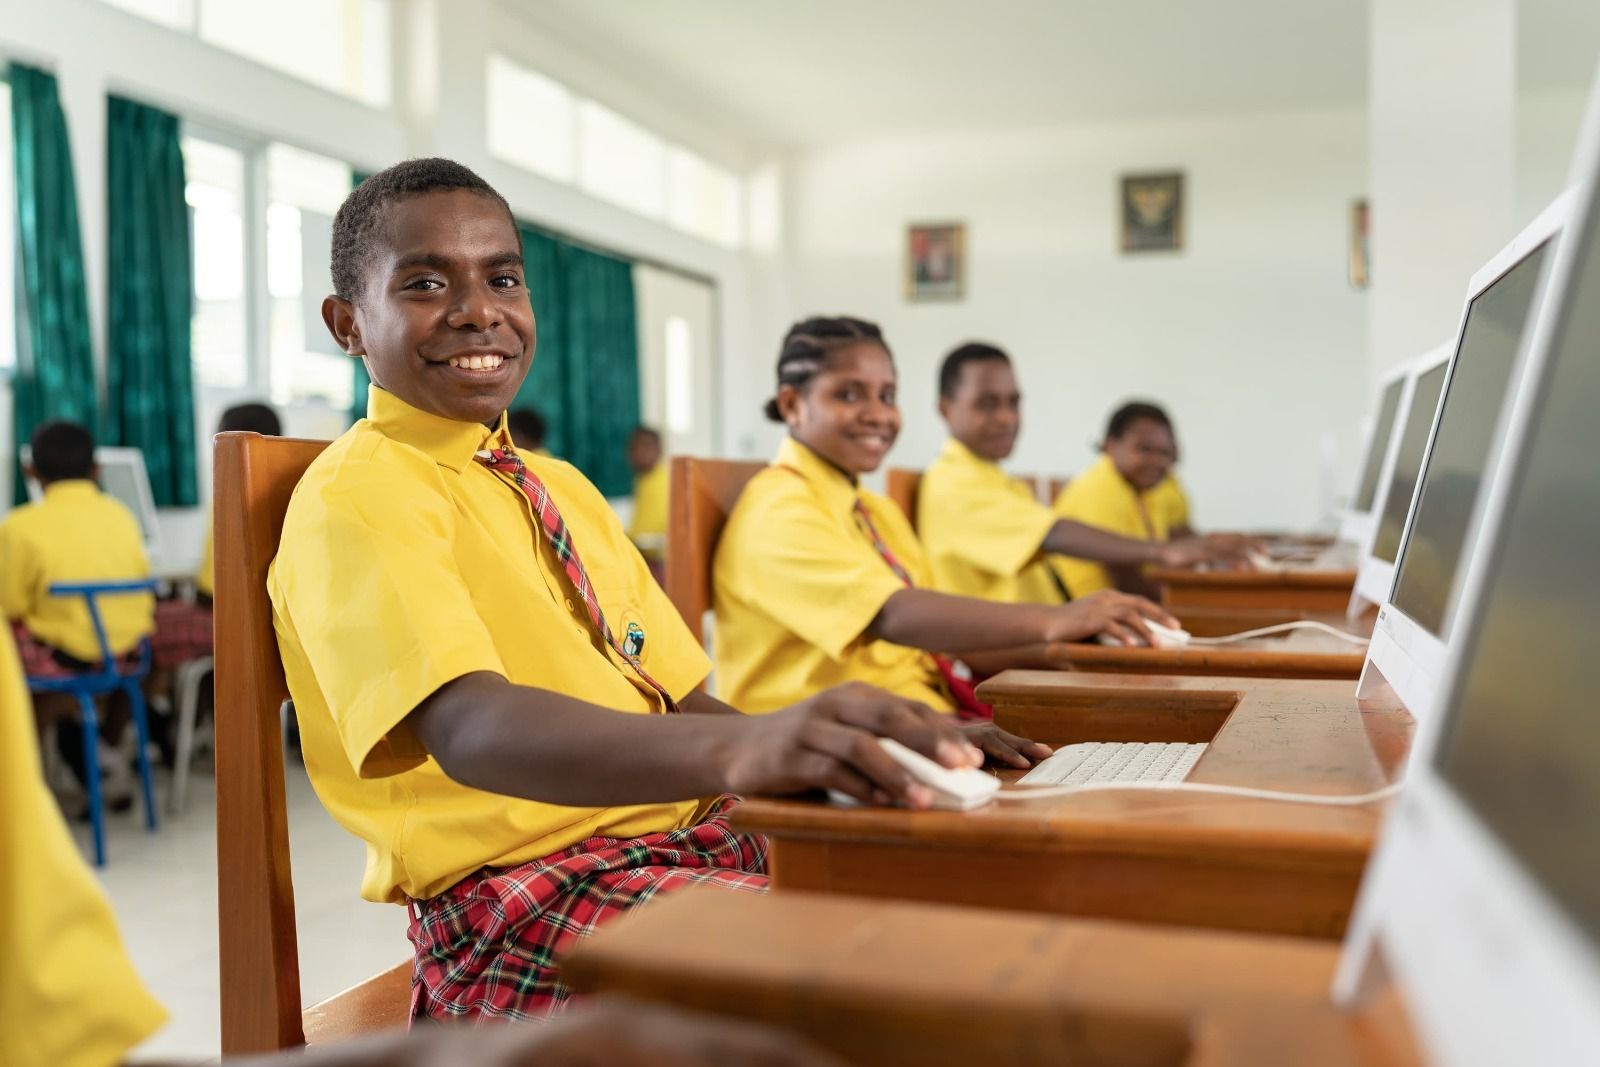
left=1045, top=590, right=1177, bottom=647
left=960, top=722, right=1052, bottom=768
left=720, top=682, right=982, bottom=809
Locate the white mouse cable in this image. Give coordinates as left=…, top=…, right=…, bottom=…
left=994, top=779, right=1404, bottom=807
left=1182, top=620, right=1370, bottom=647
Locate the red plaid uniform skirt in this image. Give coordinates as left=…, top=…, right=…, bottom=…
left=13, top=600, right=211, bottom=680
left=406, top=795, right=768, bottom=1022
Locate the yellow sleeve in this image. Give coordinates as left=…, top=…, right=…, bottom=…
left=723, top=487, right=908, bottom=661
left=196, top=521, right=214, bottom=598
left=0, top=629, right=167, bottom=1067
left=627, top=465, right=669, bottom=541
left=272, top=470, right=507, bottom=779
left=0, top=517, right=37, bottom=622
left=923, top=471, right=1055, bottom=578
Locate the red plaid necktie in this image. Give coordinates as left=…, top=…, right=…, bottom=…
left=477, top=446, right=678, bottom=714
left=851, top=500, right=993, bottom=721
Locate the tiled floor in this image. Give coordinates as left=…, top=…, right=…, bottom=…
left=80, top=756, right=411, bottom=1064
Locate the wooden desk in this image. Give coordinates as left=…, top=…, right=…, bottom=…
left=564, top=888, right=1422, bottom=1067
left=1055, top=625, right=1367, bottom=680
left=732, top=674, right=1412, bottom=939
left=1153, top=566, right=1358, bottom=613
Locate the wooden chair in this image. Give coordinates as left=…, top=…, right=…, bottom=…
left=213, top=431, right=412, bottom=1055
left=885, top=468, right=921, bottom=527
left=665, top=455, right=766, bottom=645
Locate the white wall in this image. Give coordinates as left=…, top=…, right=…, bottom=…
left=1518, top=87, right=1591, bottom=225
left=769, top=109, right=1370, bottom=531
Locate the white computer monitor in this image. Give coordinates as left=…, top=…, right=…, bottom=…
left=1333, top=75, right=1600, bottom=1063
left=1348, top=346, right=1450, bottom=615
left=1358, top=191, right=1572, bottom=721
left=21, top=445, right=164, bottom=562
left=1337, top=367, right=1410, bottom=548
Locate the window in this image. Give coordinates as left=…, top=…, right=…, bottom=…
left=0, top=78, right=13, bottom=374
left=664, top=316, right=693, bottom=436
left=486, top=54, right=576, bottom=182
left=182, top=134, right=248, bottom=389
left=96, top=0, right=390, bottom=106
left=183, top=129, right=354, bottom=409
left=486, top=55, right=745, bottom=247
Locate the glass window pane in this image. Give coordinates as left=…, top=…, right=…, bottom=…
left=266, top=143, right=354, bottom=410
left=182, top=134, right=249, bottom=389
left=666, top=147, right=743, bottom=248
left=0, top=81, right=14, bottom=375
left=578, top=101, right=665, bottom=219
left=96, top=0, right=196, bottom=30
left=486, top=55, right=576, bottom=183
left=664, top=315, right=693, bottom=435
left=198, top=0, right=390, bottom=107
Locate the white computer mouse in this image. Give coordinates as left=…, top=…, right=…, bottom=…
left=845, top=737, right=999, bottom=811
left=1098, top=620, right=1192, bottom=649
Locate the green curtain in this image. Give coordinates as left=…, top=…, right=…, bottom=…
left=512, top=223, right=640, bottom=498
left=9, top=63, right=98, bottom=504
left=105, top=95, right=196, bottom=506
left=347, top=170, right=372, bottom=424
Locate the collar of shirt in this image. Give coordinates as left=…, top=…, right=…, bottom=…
left=938, top=436, right=1016, bottom=487
left=40, top=479, right=100, bottom=501
left=1091, top=452, right=1155, bottom=503
left=774, top=436, right=861, bottom=517
left=365, top=385, right=510, bottom=472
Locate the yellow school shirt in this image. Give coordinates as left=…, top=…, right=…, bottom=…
left=196, top=523, right=214, bottom=598
left=268, top=387, right=710, bottom=904
left=713, top=437, right=951, bottom=715
left=0, top=481, right=154, bottom=662
left=1051, top=454, right=1170, bottom=598
left=1150, top=475, right=1191, bottom=532
left=0, top=627, right=167, bottom=1067
left=918, top=438, right=1067, bottom=605
left=627, top=463, right=669, bottom=559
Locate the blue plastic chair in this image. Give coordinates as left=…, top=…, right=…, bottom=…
left=24, top=579, right=160, bottom=866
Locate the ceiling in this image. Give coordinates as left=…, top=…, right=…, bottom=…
left=503, top=1, right=1600, bottom=148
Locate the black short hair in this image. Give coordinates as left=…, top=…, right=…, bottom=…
left=764, top=316, right=889, bottom=422
left=1106, top=400, right=1174, bottom=440
left=331, top=158, right=518, bottom=302
left=507, top=407, right=547, bottom=449
left=29, top=420, right=96, bottom=484
left=217, top=402, right=281, bottom=437
left=939, top=341, right=1010, bottom=399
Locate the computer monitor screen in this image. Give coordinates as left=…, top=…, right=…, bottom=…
left=1389, top=241, right=1552, bottom=637
left=1353, top=378, right=1406, bottom=513
left=1435, top=219, right=1600, bottom=955
left=1370, top=364, right=1447, bottom=564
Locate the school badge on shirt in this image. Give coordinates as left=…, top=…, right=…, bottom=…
left=623, top=621, right=647, bottom=658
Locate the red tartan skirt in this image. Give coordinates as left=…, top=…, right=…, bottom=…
left=12, top=600, right=211, bottom=681
left=406, top=795, right=768, bottom=1022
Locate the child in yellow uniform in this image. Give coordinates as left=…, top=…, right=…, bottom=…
left=1054, top=401, right=1243, bottom=598
left=196, top=402, right=281, bottom=601
left=270, top=159, right=1010, bottom=1022
left=715, top=319, right=1180, bottom=717
left=919, top=344, right=1236, bottom=605
left=0, top=622, right=838, bottom=1065
left=625, top=425, right=668, bottom=564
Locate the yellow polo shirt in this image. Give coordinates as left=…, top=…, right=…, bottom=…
left=918, top=438, right=1067, bottom=604
left=269, top=387, right=710, bottom=904
left=627, top=463, right=669, bottom=560
left=0, top=627, right=167, bottom=1066
left=1051, top=454, right=1170, bottom=598
left=0, top=481, right=154, bottom=662
left=1150, top=475, right=1191, bottom=532
left=196, top=522, right=214, bottom=598
left=713, top=437, right=950, bottom=715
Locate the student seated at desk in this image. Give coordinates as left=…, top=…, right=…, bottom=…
left=626, top=425, right=668, bottom=565
left=196, top=402, right=282, bottom=604
left=919, top=343, right=1245, bottom=604
left=0, top=626, right=841, bottom=1067
left=714, top=318, right=1178, bottom=718
left=0, top=421, right=154, bottom=805
left=271, top=159, right=1014, bottom=1021
left=1053, top=401, right=1248, bottom=598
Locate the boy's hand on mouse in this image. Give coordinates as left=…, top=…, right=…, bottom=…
left=960, top=722, right=1052, bottom=768
left=719, top=682, right=981, bottom=809
left=1043, top=590, right=1177, bottom=647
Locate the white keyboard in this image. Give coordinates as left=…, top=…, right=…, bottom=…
left=1018, top=742, right=1206, bottom=786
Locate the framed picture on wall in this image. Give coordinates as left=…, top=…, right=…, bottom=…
left=1349, top=198, right=1371, bottom=288
left=1120, top=171, right=1184, bottom=252
left=904, top=222, right=965, bottom=300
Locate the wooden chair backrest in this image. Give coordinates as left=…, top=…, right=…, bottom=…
left=665, top=455, right=766, bottom=645
left=213, top=431, right=331, bottom=1055
left=885, top=468, right=921, bottom=527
